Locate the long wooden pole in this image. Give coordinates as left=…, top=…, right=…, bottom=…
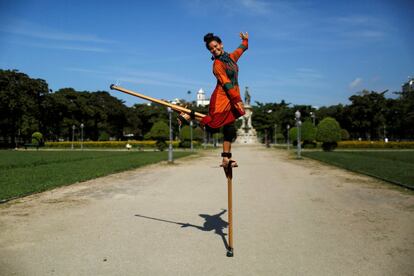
left=224, top=163, right=235, bottom=257
left=227, top=167, right=233, bottom=257
left=110, top=84, right=206, bottom=119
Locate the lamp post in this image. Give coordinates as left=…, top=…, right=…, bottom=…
left=190, top=120, right=193, bottom=151
left=295, top=110, right=302, bottom=159
left=266, top=109, right=272, bottom=147
left=310, top=112, right=316, bottom=126
left=287, top=124, right=290, bottom=150
left=167, top=107, right=173, bottom=163
left=274, top=124, right=277, bottom=144
left=71, top=125, right=76, bottom=150
left=80, top=123, right=84, bottom=150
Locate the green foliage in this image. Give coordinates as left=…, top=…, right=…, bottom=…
left=31, top=132, right=43, bottom=145
left=146, top=121, right=169, bottom=150
left=316, top=117, right=342, bottom=151
left=0, top=69, right=49, bottom=145
left=341, top=129, right=350, bottom=140
left=289, top=127, right=298, bottom=144
left=180, top=125, right=203, bottom=141
left=99, top=132, right=110, bottom=141
left=288, top=123, right=316, bottom=147
left=179, top=125, right=204, bottom=148
left=252, top=101, right=295, bottom=139
left=194, top=127, right=204, bottom=141
left=178, top=140, right=192, bottom=148
left=338, top=141, right=414, bottom=149
left=155, top=140, right=167, bottom=151
left=148, top=121, right=169, bottom=141
left=301, top=120, right=316, bottom=142
left=347, top=90, right=386, bottom=140
left=2, top=69, right=414, bottom=148
left=316, top=117, right=342, bottom=142
left=275, top=133, right=285, bottom=143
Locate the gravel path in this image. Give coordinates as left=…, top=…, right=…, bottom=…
left=1, top=146, right=413, bottom=275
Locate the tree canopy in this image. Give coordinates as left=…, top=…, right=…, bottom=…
left=1, top=69, right=413, bottom=147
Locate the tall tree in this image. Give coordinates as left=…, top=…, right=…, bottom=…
left=0, top=69, right=49, bottom=145
left=347, top=90, right=387, bottom=140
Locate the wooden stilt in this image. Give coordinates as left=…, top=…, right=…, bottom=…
left=224, top=161, right=236, bottom=257
left=227, top=168, right=233, bottom=257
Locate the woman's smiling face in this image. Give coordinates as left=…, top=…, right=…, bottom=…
left=208, top=40, right=224, bottom=57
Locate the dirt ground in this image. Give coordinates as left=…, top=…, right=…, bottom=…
left=1, top=145, right=413, bottom=276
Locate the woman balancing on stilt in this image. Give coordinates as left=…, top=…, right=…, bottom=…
left=181, top=32, right=248, bottom=167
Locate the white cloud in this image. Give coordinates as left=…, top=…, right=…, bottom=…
left=10, top=40, right=109, bottom=53
left=349, top=78, right=363, bottom=89
left=65, top=66, right=209, bottom=90
left=181, top=0, right=273, bottom=16
left=239, top=0, right=272, bottom=15
left=119, top=70, right=209, bottom=89
left=0, top=19, right=113, bottom=43
left=296, top=68, right=324, bottom=79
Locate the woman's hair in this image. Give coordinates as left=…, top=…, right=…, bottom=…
left=204, top=33, right=222, bottom=50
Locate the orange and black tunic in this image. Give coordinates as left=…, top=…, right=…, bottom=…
left=201, top=38, right=248, bottom=129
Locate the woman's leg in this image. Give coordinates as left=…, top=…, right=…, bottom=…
left=222, top=123, right=237, bottom=166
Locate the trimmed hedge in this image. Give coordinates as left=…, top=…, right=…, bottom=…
left=43, top=140, right=200, bottom=149
left=338, top=141, right=414, bottom=149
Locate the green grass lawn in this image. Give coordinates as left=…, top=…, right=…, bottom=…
left=302, top=151, right=414, bottom=189
left=0, top=150, right=194, bottom=201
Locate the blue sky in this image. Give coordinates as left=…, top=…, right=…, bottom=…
left=0, top=0, right=413, bottom=107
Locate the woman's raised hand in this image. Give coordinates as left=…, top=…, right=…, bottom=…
left=239, top=32, right=249, bottom=40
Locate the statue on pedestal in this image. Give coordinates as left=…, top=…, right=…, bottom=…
left=236, top=87, right=258, bottom=144
left=244, top=87, right=251, bottom=106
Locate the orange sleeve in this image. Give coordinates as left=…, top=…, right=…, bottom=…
left=213, top=61, right=242, bottom=104
left=229, top=39, right=248, bottom=62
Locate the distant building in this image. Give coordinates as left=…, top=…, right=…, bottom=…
left=171, top=98, right=182, bottom=105
left=402, top=77, right=414, bottom=93
left=196, top=88, right=209, bottom=107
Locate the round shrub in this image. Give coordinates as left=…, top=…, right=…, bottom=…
left=99, top=132, right=110, bottom=141
left=147, top=121, right=169, bottom=151
left=275, top=133, right=285, bottom=143
left=155, top=140, right=167, bottom=151
left=179, top=140, right=191, bottom=148
left=180, top=125, right=203, bottom=142
left=148, top=121, right=169, bottom=140
left=316, top=117, right=342, bottom=151
left=301, top=121, right=317, bottom=143
left=289, top=127, right=298, bottom=142
left=341, top=129, right=350, bottom=140
left=31, top=132, right=44, bottom=146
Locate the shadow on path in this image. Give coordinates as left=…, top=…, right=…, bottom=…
left=135, top=209, right=229, bottom=250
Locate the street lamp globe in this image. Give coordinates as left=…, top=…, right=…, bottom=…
left=295, top=110, right=301, bottom=119
left=80, top=123, right=84, bottom=150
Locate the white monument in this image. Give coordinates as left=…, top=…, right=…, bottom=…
left=196, top=88, right=209, bottom=107
left=236, top=87, right=258, bottom=144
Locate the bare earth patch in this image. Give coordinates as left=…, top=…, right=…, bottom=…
left=0, top=146, right=413, bottom=275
